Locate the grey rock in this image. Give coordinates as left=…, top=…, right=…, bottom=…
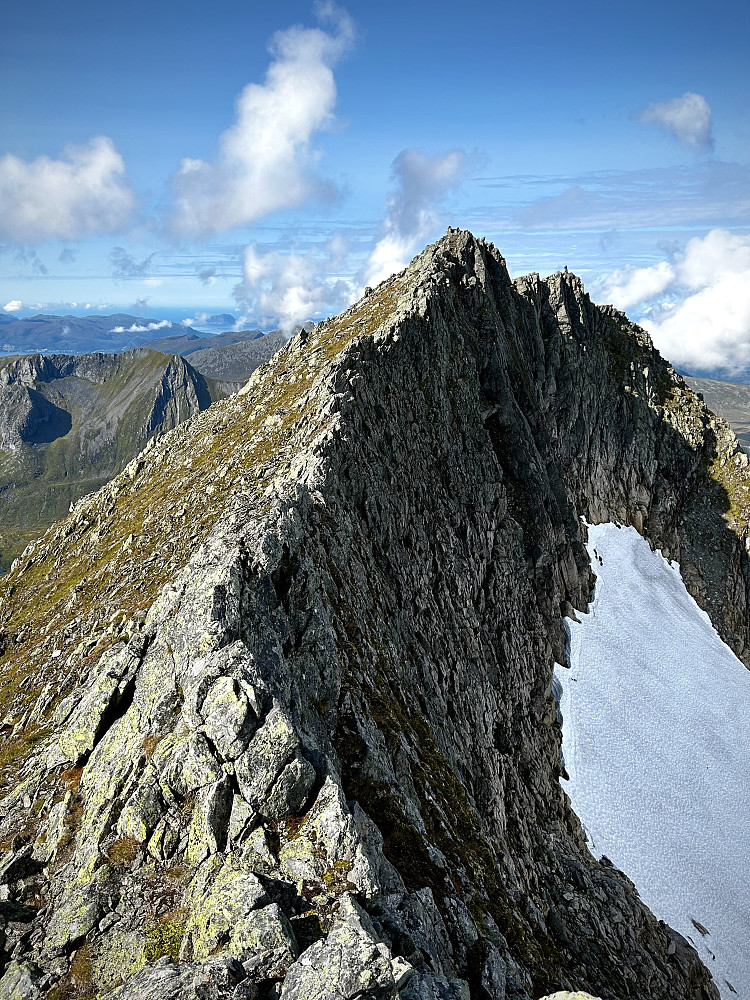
left=234, top=705, right=315, bottom=819
left=0, top=230, right=730, bottom=1000
left=0, top=961, right=42, bottom=1000
left=279, top=896, right=401, bottom=1000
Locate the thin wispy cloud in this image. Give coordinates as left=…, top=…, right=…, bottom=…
left=167, top=3, right=354, bottom=236
left=636, top=92, right=713, bottom=151
left=0, top=137, right=135, bottom=242
left=507, top=162, right=750, bottom=232
left=110, top=246, right=156, bottom=278
left=363, top=148, right=468, bottom=287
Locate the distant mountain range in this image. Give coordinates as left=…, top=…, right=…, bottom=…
left=0, top=314, right=207, bottom=356
left=0, top=348, right=236, bottom=571
left=684, top=376, right=750, bottom=452
left=0, top=313, right=269, bottom=356
left=184, top=331, right=287, bottom=381
left=0, top=327, right=287, bottom=570
left=140, top=327, right=265, bottom=356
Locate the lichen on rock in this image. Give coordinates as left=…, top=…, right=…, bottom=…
left=0, top=229, right=737, bottom=999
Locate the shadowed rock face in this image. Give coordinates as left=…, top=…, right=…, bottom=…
left=0, top=349, right=232, bottom=571
left=0, top=230, right=743, bottom=1000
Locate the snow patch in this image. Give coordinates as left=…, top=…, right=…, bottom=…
left=557, top=522, right=750, bottom=999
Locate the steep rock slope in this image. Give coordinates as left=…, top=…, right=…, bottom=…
left=0, top=350, right=231, bottom=571
left=1, top=231, right=747, bottom=1000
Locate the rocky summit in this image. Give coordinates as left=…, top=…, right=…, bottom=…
left=1, top=229, right=747, bottom=1000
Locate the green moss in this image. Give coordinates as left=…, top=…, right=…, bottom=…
left=144, top=910, right=187, bottom=963
left=707, top=454, right=750, bottom=524
left=321, top=858, right=357, bottom=893
left=0, top=722, right=49, bottom=771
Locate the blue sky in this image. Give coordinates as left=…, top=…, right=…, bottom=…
left=1, top=0, right=749, bottom=370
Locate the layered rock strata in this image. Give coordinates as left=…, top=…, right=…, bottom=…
left=1, top=230, right=746, bottom=1000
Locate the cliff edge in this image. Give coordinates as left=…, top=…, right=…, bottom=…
left=1, top=230, right=746, bottom=1000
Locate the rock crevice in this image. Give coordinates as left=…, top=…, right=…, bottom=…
left=1, top=230, right=743, bottom=1000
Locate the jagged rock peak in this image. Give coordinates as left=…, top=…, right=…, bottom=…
left=0, top=229, right=743, bottom=999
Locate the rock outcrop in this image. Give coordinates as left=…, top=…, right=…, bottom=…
left=2, top=230, right=746, bottom=1000
left=0, top=349, right=233, bottom=571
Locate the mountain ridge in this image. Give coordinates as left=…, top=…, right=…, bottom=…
left=0, top=229, right=745, bottom=1000
left=0, top=348, right=236, bottom=571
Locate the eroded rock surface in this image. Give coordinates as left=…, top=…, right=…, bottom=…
left=1, top=230, right=742, bottom=999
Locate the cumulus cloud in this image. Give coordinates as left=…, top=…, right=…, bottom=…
left=363, top=148, right=468, bottom=287
left=231, top=147, right=468, bottom=331
left=168, top=4, right=354, bottom=235
left=110, top=246, right=156, bottom=278
left=198, top=268, right=217, bottom=286
left=58, top=247, right=77, bottom=264
left=637, top=92, right=713, bottom=151
left=600, top=229, right=750, bottom=374
left=3, top=300, right=22, bottom=312
left=600, top=260, right=675, bottom=311
left=109, top=319, right=174, bottom=334
left=234, top=236, right=352, bottom=332
left=0, top=137, right=135, bottom=242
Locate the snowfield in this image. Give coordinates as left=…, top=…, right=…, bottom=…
left=556, top=522, right=750, bottom=1000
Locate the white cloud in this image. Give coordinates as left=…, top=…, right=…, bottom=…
left=600, top=229, right=750, bottom=374
left=109, top=319, right=174, bottom=334
left=637, top=92, right=713, bottom=151
left=3, top=300, right=22, bottom=312
left=0, top=137, right=135, bottom=241
left=363, top=148, right=468, bottom=287
left=600, top=260, right=675, bottom=311
left=234, top=237, right=352, bottom=332
left=168, top=4, right=354, bottom=235
left=231, top=147, right=468, bottom=331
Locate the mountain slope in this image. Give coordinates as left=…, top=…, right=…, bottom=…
left=185, top=331, right=286, bottom=381
left=685, top=375, right=750, bottom=452
left=140, top=329, right=264, bottom=357
left=1, top=230, right=745, bottom=1000
left=0, top=349, right=231, bottom=570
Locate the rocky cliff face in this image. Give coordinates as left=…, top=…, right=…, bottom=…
left=1, top=231, right=747, bottom=1000
left=0, top=349, right=231, bottom=571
